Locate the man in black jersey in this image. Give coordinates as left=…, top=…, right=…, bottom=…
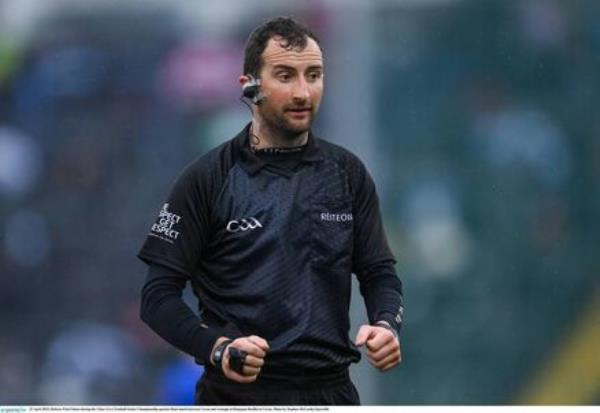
left=138, top=16, right=404, bottom=405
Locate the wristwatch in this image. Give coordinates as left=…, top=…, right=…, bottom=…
left=211, top=339, right=233, bottom=368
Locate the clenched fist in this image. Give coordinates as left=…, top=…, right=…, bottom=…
left=212, top=335, right=270, bottom=383
left=355, top=323, right=401, bottom=372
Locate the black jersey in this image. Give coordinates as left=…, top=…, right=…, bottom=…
left=138, top=123, right=403, bottom=379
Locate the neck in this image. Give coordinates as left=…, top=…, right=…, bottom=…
left=250, top=117, right=309, bottom=150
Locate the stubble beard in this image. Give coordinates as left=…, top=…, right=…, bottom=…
left=259, top=105, right=315, bottom=143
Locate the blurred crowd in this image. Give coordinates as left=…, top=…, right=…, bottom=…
left=374, top=0, right=599, bottom=403
left=0, top=0, right=598, bottom=405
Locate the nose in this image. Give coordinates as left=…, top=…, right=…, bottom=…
left=291, top=77, right=310, bottom=102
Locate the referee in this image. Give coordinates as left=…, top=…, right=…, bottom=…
left=138, top=16, right=404, bottom=405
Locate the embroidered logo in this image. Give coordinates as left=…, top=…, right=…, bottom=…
left=396, top=306, right=404, bottom=325
left=150, top=203, right=182, bottom=243
left=320, top=212, right=353, bottom=222
left=226, top=217, right=263, bottom=233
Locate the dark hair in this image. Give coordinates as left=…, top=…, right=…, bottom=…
left=243, top=16, right=322, bottom=77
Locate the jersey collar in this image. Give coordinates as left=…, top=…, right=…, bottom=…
left=235, top=122, right=324, bottom=175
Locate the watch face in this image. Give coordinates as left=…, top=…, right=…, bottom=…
left=213, top=343, right=227, bottom=364
left=212, top=341, right=232, bottom=366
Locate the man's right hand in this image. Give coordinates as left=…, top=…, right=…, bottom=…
left=212, top=335, right=269, bottom=383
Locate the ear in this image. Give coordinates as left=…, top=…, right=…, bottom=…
left=239, top=75, right=250, bottom=87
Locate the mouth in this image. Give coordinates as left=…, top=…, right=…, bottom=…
left=286, top=107, right=312, bottom=118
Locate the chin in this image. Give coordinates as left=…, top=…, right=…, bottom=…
left=283, top=126, right=310, bottom=139
left=264, top=112, right=313, bottom=139
left=285, top=119, right=312, bottom=134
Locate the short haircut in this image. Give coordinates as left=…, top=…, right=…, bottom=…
left=243, top=16, right=322, bottom=77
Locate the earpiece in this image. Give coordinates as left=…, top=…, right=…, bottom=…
left=242, top=75, right=264, bottom=105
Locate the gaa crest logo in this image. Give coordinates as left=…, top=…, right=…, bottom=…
left=226, top=217, right=263, bottom=233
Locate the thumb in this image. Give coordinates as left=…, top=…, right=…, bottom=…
left=355, top=325, right=375, bottom=347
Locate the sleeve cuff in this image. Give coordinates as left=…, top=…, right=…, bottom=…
left=375, top=311, right=403, bottom=337
left=194, top=322, right=245, bottom=365
left=194, top=325, right=226, bottom=365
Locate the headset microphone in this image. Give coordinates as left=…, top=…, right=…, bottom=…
left=242, top=74, right=265, bottom=105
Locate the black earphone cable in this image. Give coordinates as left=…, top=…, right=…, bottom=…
left=239, top=98, right=261, bottom=150
left=240, top=75, right=262, bottom=149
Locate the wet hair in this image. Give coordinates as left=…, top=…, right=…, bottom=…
left=243, top=16, right=322, bottom=77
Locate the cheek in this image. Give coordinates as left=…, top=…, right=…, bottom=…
left=264, top=88, right=287, bottom=107
left=310, top=81, right=324, bottom=96
left=310, top=85, right=324, bottom=104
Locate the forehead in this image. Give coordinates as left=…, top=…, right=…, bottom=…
left=261, top=37, right=323, bottom=70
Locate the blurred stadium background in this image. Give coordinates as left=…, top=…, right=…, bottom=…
left=0, top=0, right=598, bottom=405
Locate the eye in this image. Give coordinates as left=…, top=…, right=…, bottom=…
left=307, top=71, right=323, bottom=82
left=277, top=72, right=292, bottom=82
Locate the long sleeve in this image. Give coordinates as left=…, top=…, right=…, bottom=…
left=351, top=158, right=404, bottom=335
left=139, top=264, right=223, bottom=364
left=355, top=258, right=404, bottom=334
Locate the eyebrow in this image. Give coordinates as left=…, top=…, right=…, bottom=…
left=272, top=64, right=324, bottom=72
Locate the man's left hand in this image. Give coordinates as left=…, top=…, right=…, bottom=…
left=354, top=324, right=402, bottom=372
